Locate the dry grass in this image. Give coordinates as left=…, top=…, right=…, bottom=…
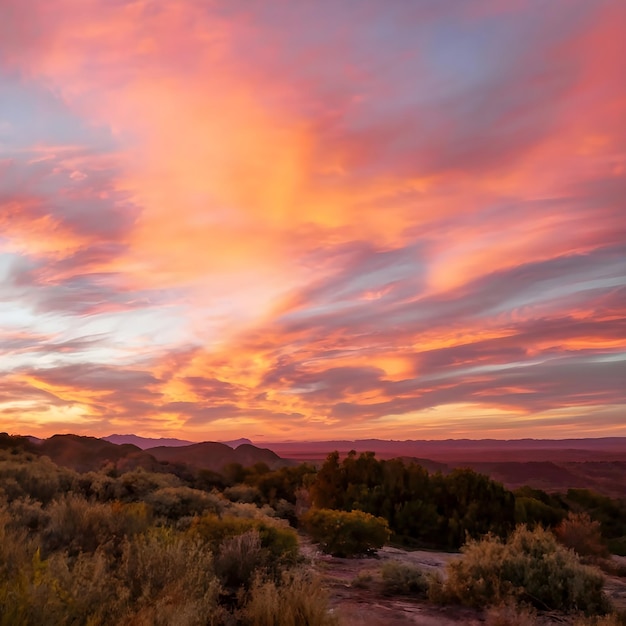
left=242, top=569, right=339, bottom=626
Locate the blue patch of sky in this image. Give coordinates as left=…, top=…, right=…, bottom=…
left=483, top=265, right=626, bottom=317
left=0, top=75, right=115, bottom=152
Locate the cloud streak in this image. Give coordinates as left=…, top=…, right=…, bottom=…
left=0, top=0, right=624, bottom=439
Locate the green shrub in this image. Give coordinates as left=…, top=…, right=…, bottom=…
left=441, top=525, right=610, bottom=615
left=0, top=451, right=77, bottom=504
left=301, top=508, right=390, bottom=557
left=146, top=486, right=223, bottom=519
left=515, top=496, right=565, bottom=528
left=224, top=485, right=263, bottom=504
left=380, top=560, right=428, bottom=595
left=191, top=513, right=299, bottom=586
left=114, top=468, right=182, bottom=501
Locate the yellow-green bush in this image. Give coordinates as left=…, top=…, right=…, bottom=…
left=301, top=508, right=390, bottom=557
left=146, top=486, right=223, bottom=520
left=191, top=513, right=298, bottom=561
left=439, top=525, right=610, bottom=615
left=380, top=560, right=428, bottom=595
left=0, top=451, right=77, bottom=504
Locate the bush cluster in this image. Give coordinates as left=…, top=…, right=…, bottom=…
left=437, top=525, right=610, bottom=615
left=380, top=560, right=428, bottom=595
left=0, top=452, right=335, bottom=626
left=301, top=508, right=390, bottom=557
left=309, top=451, right=515, bottom=548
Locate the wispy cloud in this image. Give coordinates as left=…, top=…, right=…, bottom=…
left=0, top=0, right=624, bottom=439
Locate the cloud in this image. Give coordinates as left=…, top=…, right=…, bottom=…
left=0, top=0, right=624, bottom=439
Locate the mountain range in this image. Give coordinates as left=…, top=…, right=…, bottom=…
left=104, top=434, right=253, bottom=449
left=0, top=433, right=283, bottom=474
left=3, top=432, right=626, bottom=497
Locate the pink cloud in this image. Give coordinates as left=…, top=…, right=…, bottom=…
left=0, top=0, right=624, bottom=439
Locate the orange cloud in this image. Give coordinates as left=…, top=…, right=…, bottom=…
left=0, top=0, right=624, bottom=440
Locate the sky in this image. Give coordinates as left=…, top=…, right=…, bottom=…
left=0, top=0, right=625, bottom=442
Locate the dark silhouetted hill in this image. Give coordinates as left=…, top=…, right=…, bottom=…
left=261, top=437, right=626, bottom=462
left=1, top=433, right=288, bottom=474
left=6, top=434, right=161, bottom=473
left=259, top=438, right=626, bottom=497
left=147, top=441, right=286, bottom=472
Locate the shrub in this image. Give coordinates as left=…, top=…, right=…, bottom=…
left=190, top=513, right=299, bottom=587
left=301, top=508, right=390, bottom=557
left=214, top=530, right=265, bottom=590
left=119, top=529, right=219, bottom=613
left=0, top=517, right=222, bottom=626
left=224, top=485, right=263, bottom=504
left=3, top=497, right=49, bottom=532
left=556, top=512, right=609, bottom=559
left=351, top=571, right=373, bottom=589
left=42, top=495, right=151, bottom=556
left=381, top=560, right=428, bottom=595
left=242, top=569, right=338, bottom=626
left=228, top=501, right=276, bottom=520
left=515, top=496, right=565, bottom=528
left=146, top=486, right=223, bottom=520
left=0, top=451, right=77, bottom=504
left=441, top=525, right=610, bottom=615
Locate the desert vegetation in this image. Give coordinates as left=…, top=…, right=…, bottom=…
left=0, top=448, right=334, bottom=625
left=432, top=525, right=609, bottom=613
left=1, top=436, right=626, bottom=625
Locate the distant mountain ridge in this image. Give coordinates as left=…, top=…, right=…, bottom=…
left=104, top=434, right=253, bottom=450
left=258, top=437, right=626, bottom=463
left=104, top=434, right=195, bottom=448
left=2, top=432, right=626, bottom=496
left=147, top=441, right=284, bottom=470
left=0, top=433, right=284, bottom=474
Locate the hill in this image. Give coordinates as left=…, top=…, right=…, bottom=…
left=147, top=441, right=286, bottom=471
left=260, top=438, right=626, bottom=497
left=25, top=434, right=163, bottom=473
left=0, top=433, right=287, bottom=475
left=261, top=437, right=626, bottom=462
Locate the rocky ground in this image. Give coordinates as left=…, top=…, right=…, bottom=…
left=300, top=539, right=626, bottom=626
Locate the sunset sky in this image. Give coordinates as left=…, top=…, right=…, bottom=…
left=1, top=0, right=625, bottom=441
